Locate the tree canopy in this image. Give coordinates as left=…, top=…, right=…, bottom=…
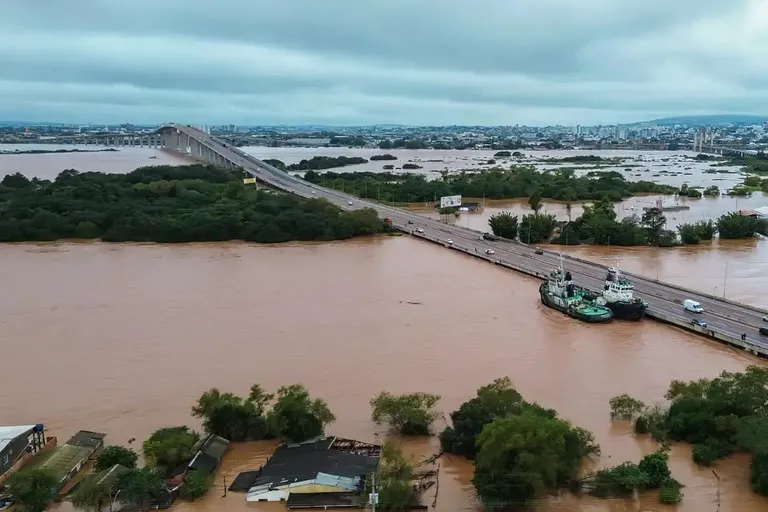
left=361, top=442, right=419, bottom=510
left=370, top=391, right=442, bottom=435
left=142, top=426, right=200, bottom=476
left=439, top=378, right=598, bottom=506
left=192, top=383, right=335, bottom=443
left=116, top=468, right=166, bottom=512
left=0, top=165, right=390, bottom=243
left=302, top=167, right=676, bottom=203
left=94, top=445, right=138, bottom=472
left=4, top=468, right=59, bottom=512
left=472, top=412, right=598, bottom=506
left=488, top=212, right=518, bottom=240
left=70, top=474, right=115, bottom=512
left=440, top=377, right=559, bottom=459
left=609, top=366, right=768, bottom=496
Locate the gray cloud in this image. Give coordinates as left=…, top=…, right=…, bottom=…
left=0, top=0, right=765, bottom=125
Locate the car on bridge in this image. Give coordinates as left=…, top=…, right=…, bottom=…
left=534, top=248, right=544, bottom=255
left=485, top=249, right=495, bottom=255
left=691, top=318, right=708, bottom=328
left=348, top=201, right=354, bottom=206
left=446, top=239, right=454, bottom=245
left=415, top=228, right=424, bottom=233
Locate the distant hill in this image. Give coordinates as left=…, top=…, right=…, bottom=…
left=637, top=114, right=768, bottom=126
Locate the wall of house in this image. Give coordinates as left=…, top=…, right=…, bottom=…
left=0, top=436, right=57, bottom=484
left=246, top=489, right=289, bottom=502
left=288, top=483, right=348, bottom=494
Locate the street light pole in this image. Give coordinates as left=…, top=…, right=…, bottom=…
left=723, top=261, right=728, bottom=299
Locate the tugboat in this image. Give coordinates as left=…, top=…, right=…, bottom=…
left=595, top=266, right=648, bottom=320
left=539, top=257, right=613, bottom=323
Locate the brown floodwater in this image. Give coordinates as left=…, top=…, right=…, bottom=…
left=2, top=237, right=767, bottom=512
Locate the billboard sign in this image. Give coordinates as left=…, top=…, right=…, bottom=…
left=440, top=195, right=462, bottom=208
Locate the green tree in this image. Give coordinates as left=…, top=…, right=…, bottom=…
left=5, top=468, right=59, bottom=512
left=116, top=468, right=165, bottom=512
left=70, top=475, right=114, bottom=512
left=1, top=172, right=33, bottom=189
left=267, top=384, right=335, bottom=442
left=583, top=449, right=677, bottom=503
left=703, top=185, right=720, bottom=196
left=361, top=442, right=416, bottom=510
left=370, top=391, right=441, bottom=435
left=641, top=207, right=667, bottom=245
left=472, top=412, right=596, bottom=505
left=677, top=223, right=701, bottom=244
left=94, top=445, right=138, bottom=472
left=717, top=212, right=766, bottom=239
left=694, top=219, right=716, bottom=240
left=192, top=387, right=272, bottom=442
left=178, top=470, right=211, bottom=501
left=487, top=212, right=518, bottom=239
left=614, top=367, right=768, bottom=496
left=527, top=191, right=543, bottom=212
left=142, top=426, right=200, bottom=475
left=608, top=394, right=646, bottom=420
left=519, top=212, right=557, bottom=244
left=440, top=377, right=550, bottom=459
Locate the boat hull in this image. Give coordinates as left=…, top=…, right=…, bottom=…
left=605, top=301, right=647, bottom=320
left=539, top=283, right=613, bottom=323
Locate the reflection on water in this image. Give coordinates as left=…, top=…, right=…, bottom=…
left=2, top=238, right=767, bottom=512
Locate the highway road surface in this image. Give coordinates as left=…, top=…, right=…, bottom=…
left=171, top=125, right=768, bottom=354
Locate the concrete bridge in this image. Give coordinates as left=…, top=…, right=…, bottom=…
left=108, top=125, right=768, bottom=357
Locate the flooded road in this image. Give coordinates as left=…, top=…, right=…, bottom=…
left=2, top=238, right=767, bottom=512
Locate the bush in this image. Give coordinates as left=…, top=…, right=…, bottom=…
left=658, top=477, right=684, bottom=504
left=179, top=471, right=211, bottom=501
left=142, top=426, right=200, bottom=475
left=370, top=391, right=441, bottom=435
left=94, top=445, right=138, bottom=472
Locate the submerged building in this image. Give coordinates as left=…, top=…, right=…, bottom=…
left=236, top=437, right=381, bottom=506
left=0, top=424, right=55, bottom=483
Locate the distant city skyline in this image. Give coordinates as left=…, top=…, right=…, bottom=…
left=1, top=1, right=767, bottom=126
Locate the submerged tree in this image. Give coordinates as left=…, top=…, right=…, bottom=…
left=94, top=445, right=138, bottom=472
left=472, top=412, right=598, bottom=506
left=488, top=211, right=518, bottom=239
left=370, top=391, right=442, bottom=435
left=267, top=384, right=336, bottom=443
left=142, top=426, right=200, bottom=475
left=361, top=442, right=418, bottom=510
left=5, top=468, right=59, bottom=512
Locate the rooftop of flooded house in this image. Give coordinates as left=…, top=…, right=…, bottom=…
left=30, top=431, right=105, bottom=482
left=232, top=436, right=381, bottom=494
left=0, top=425, right=37, bottom=453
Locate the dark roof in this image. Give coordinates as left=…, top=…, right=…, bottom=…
left=252, top=437, right=380, bottom=489
left=65, top=431, right=106, bottom=449
left=197, top=434, right=229, bottom=461
left=189, top=452, right=219, bottom=476
left=229, top=471, right=260, bottom=492
left=286, top=492, right=361, bottom=509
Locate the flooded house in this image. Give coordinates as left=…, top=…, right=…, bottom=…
left=0, top=424, right=56, bottom=483
left=29, top=430, right=106, bottom=493
left=234, top=437, right=380, bottom=508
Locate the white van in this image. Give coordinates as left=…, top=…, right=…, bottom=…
left=684, top=299, right=704, bottom=313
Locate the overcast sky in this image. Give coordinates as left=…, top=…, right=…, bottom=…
left=1, top=0, right=766, bottom=126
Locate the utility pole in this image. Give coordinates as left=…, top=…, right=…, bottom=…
left=369, top=472, right=378, bottom=512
